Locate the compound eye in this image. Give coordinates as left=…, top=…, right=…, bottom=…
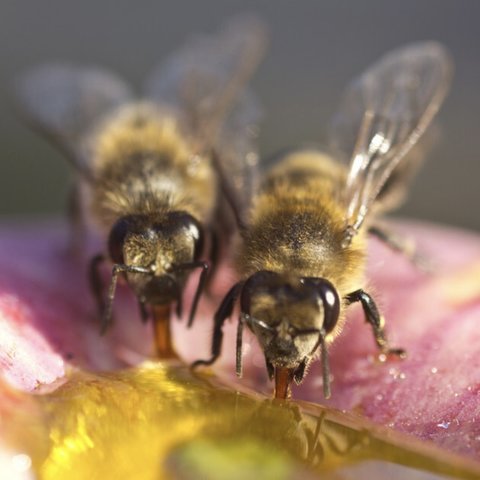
left=108, top=217, right=132, bottom=264
left=240, top=271, right=281, bottom=314
left=166, top=211, right=204, bottom=260
left=301, top=277, right=340, bottom=334
left=321, top=283, right=340, bottom=334
left=188, top=218, right=204, bottom=260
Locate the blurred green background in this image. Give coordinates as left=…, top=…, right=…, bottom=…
left=1, top=1, right=479, bottom=229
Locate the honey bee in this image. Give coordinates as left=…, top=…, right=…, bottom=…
left=194, top=42, right=453, bottom=398
left=15, top=17, right=267, bottom=358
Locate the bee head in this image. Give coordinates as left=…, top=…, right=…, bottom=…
left=108, top=211, right=204, bottom=304
left=240, top=271, right=340, bottom=371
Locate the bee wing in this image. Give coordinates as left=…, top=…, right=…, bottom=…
left=214, top=90, right=261, bottom=217
left=372, top=125, right=440, bottom=214
left=15, top=64, right=133, bottom=177
left=329, top=42, right=453, bottom=235
left=145, top=16, right=267, bottom=218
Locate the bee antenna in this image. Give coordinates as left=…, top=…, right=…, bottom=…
left=101, top=263, right=152, bottom=335
left=236, top=314, right=246, bottom=377
left=319, top=330, right=331, bottom=399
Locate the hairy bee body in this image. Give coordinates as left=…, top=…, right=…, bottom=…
left=78, top=103, right=216, bottom=305
left=239, top=150, right=366, bottom=301
left=232, top=151, right=366, bottom=371
left=86, top=103, right=216, bottom=229
left=16, top=16, right=267, bottom=356
left=194, top=41, right=452, bottom=399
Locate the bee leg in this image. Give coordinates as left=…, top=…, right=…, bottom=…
left=101, top=263, right=123, bottom=335
left=190, top=260, right=209, bottom=325
left=205, top=228, right=220, bottom=293
left=368, top=225, right=434, bottom=272
left=171, top=261, right=209, bottom=328
left=138, top=300, right=149, bottom=324
left=89, top=254, right=108, bottom=326
left=191, top=281, right=243, bottom=369
left=175, top=291, right=183, bottom=320
left=101, top=263, right=151, bottom=335
left=345, top=289, right=406, bottom=359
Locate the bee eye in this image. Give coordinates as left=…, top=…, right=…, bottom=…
left=241, top=271, right=281, bottom=313
left=321, top=284, right=340, bottom=333
left=301, top=277, right=340, bottom=334
left=166, top=211, right=204, bottom=260
left=189, top=219, right=204, bottom=260
left=108, top=216, right=132, bottom=264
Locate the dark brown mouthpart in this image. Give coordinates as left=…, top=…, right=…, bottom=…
left=274, top=366, right=294, bottom=400
left=152, top=304, right=178, bottom=359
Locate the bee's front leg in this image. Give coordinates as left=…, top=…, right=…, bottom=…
left=345, top=289, right=406, bottom=359
left=206, top=227, right=220, bottom=291
left=191, top=281, right=244, bottom=369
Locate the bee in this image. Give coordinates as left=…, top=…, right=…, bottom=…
left=15, top=17, right=267, bottom=358
left=193, top=42, right=453, bottom=398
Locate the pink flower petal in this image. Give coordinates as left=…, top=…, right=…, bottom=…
left=2, top=219, right=480, bottom=460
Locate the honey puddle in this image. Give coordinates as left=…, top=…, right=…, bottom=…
left=2, top=361, right=480, bottom=479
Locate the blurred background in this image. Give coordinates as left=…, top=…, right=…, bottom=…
left=0, top=1, right=479, bottom=230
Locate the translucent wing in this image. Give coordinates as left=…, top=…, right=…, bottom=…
left=213, top=90, right=261, bottom=221
left=15, top=64, right=133, bottom=177
left=329, top=42, right=453, bottom=241
left=145, top=16, right=267, bottom=220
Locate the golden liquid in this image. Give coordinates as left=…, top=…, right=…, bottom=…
left=2, top=362, right=479, bottom=480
